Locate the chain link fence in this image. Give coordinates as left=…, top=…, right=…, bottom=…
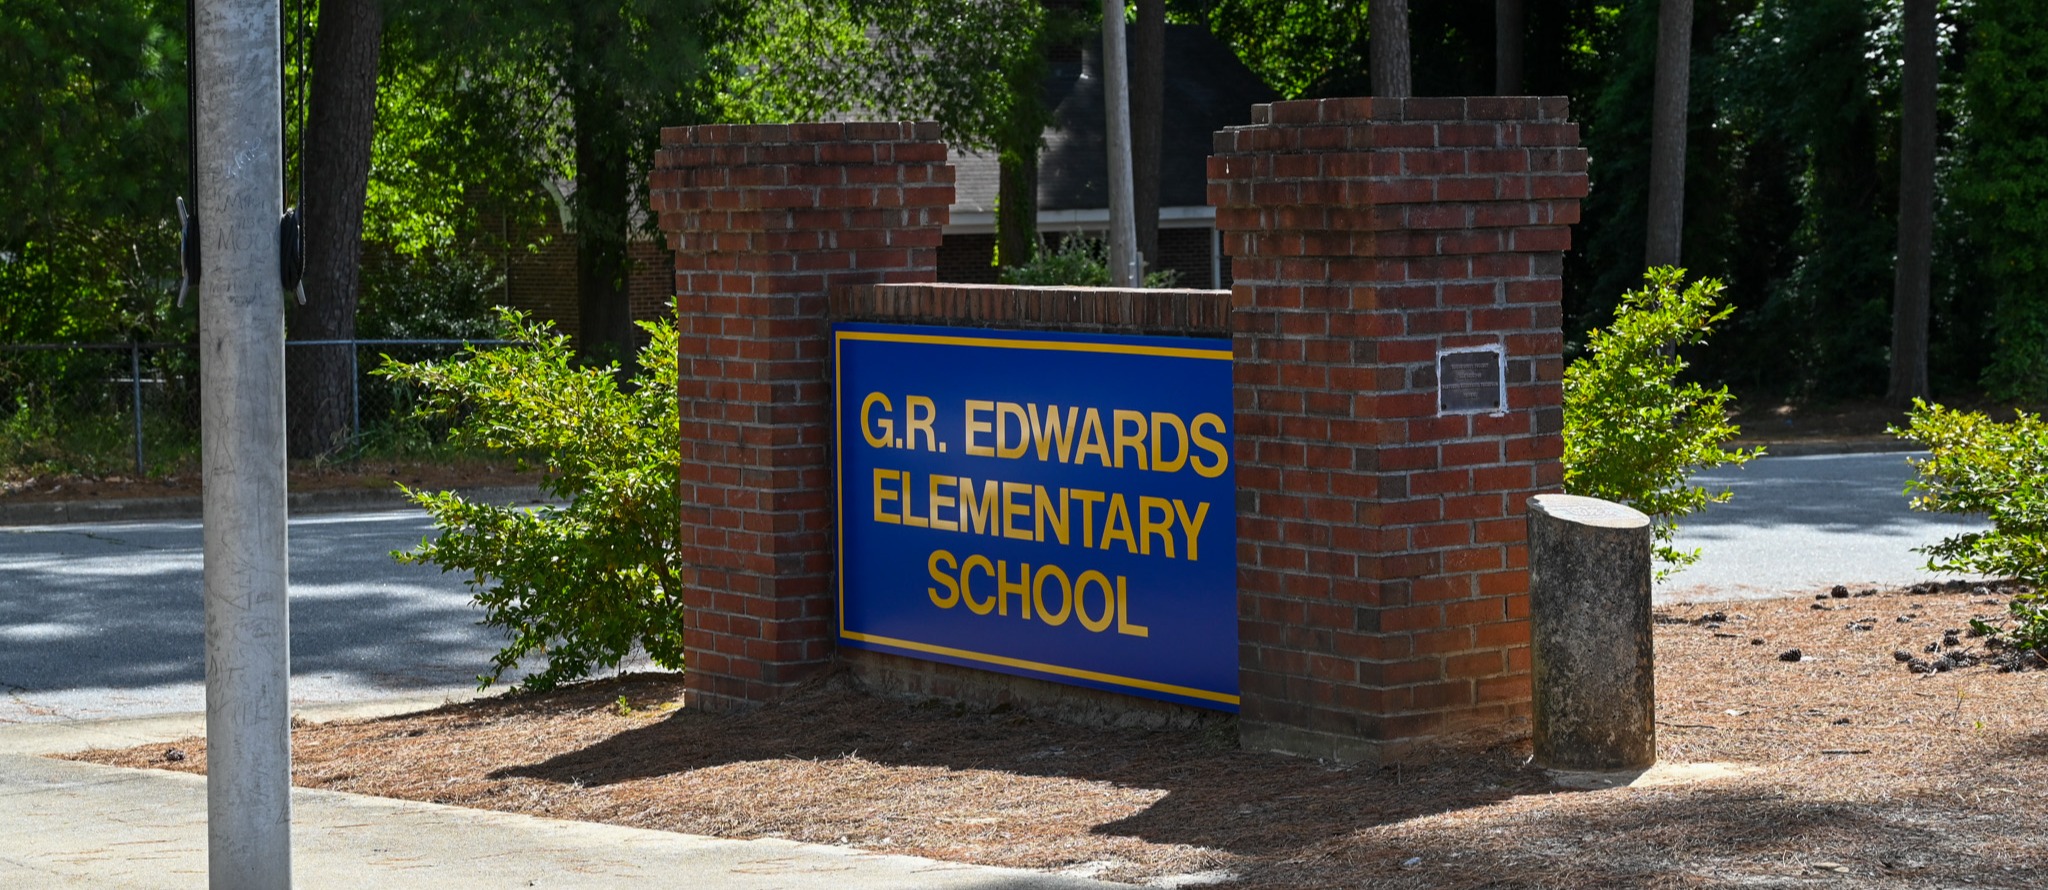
left=0, top=340, right=522, bottom=478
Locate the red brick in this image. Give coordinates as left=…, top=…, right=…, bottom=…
left=1478, top=570, right=1530, bottom=597
left=1476, top=619, right=1531, bottom=648
left=1445, top=650, right=1505, bottom=679
left=1412, top=522, right=1473, bottom=549
left=1476, top=674, right=1529, bottom=705
left=1475, top=518, right=1524, bottom=544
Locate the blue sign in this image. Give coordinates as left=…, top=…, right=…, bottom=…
left=834, top=323, right=1238, bottom=710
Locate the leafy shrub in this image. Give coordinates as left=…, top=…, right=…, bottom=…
left=356, top=250, right=505, bottom=342
left=1563, top=267, right=1760, bottom=573
left=998, top=234, right=1180, bottom=288
left=1893, top=400, right=2048, bottom=583
left=376, top=309, right=683, bottom=692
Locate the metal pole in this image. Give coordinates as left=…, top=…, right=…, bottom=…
left=130, top=339, right=145, bottom=477
left=1102, top=0, right=1141, bottom=287
left=195, top=0, right=293, bottom=885
left=1210, top=225, right=1222, bottom=290
left=349, top=343, right=359, bottom=444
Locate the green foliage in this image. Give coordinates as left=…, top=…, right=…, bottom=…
left=1894, top=400, right=2048, bottom=581
left=362, top=54, right=555, bottom=259
left=1177, top=0, right=1366, bottom=99
left=1723, top=0, right=1901, bottom=399
left=377, top=309, right=683, bottom=692
left=0, top=344, right=200, bottom=479
left=1956, top=0, right=2048, bottom=400
left=707, top=0, right=1079, bottom=267
left=1174, top=1, right=1606, bottom=100
left=386, top=0, right=736, bottom=360
left=997, top=235, right=1180, bottom=288
left=1563, top=267, right=1760, bottom=573
left=0, top=0, right=188, bottom=343
left=0, top=398, right=195, bottom=479
left=356, top=251, right=505, bottom=342
left=711, top=0, right=1049, bottom=154
left=1577, top=0, right=1894, bottom=399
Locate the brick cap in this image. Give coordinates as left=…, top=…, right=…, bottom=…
left=1248, top=96, right=1571, bottom=127
left=661, top=121, right=944, bottom=147
left=831, top=282, right=1231, bottom=338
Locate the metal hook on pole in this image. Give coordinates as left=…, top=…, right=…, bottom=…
left=176, top=196, right=199, bottom=309
left=280, top=205, right=306, bottom=306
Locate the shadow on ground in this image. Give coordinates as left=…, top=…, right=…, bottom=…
left=465, top=675, right=2041, bottom=888
left=0, top=512, right=507, bottom=713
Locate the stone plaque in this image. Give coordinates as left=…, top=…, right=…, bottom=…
left=1438, top=346, right=1505, bottom=415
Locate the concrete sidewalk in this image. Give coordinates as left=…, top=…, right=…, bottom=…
left=0, top=704, right=1129, bottom=890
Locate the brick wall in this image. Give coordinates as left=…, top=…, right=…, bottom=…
left=625, top=238, right=672, bottom=341
left=936, top=233, right=1000, bottom=283
left=1157, top=227, right=1226, bottom=289
left=504, top=230, right=580, bottom=343
left=651, top=121, right=954, bottom=711
left=1211, top=96, right=1586, bottom=762
left=497, top=227, right=673, bottom=349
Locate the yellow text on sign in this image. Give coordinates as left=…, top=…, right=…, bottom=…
left=925, top=549, right=1149, bottom=637
left=870, top=470, right=1212, bottom=562
left=859, top=392, right=944, bottom=453
left=961, top=401, right=1229, bottom=476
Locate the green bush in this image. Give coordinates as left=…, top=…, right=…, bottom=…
left=998, top=235, right=1181, bottom=288
left=1893, top=400, right=2048, bottom=583
left=1563, top=267, right=1760, bottom=573
left=377, top=309, right=683, bottom=692
left=356, top=251, right=505, bottom=342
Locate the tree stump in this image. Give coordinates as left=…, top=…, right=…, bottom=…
left=1527, top=493, right=1656, bottom=770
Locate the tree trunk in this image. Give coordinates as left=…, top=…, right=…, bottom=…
left=570, top=4, right=634, bottom=369
left=1130, top=0, right=1164, bottom=274
left=288, top=0, right=383, bottom=459
left=1370, top=0, right=1411, bottom=98
left=996, top=144, right=1039, bottom=272
left=1495, top=0, right=1524, bottom=95
left=1645, top=0, right=1691, bottom=269
left=1888, top=0, right=1936, bottom=405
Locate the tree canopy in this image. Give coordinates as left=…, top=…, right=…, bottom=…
left=0, top=0, right=186, bottom=341
left=9, top=0, right=2048, bottom=404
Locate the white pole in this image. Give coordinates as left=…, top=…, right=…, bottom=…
left=195, top=0, right=293, bottom=885
left=1102, top=0, right=1141, bottom=287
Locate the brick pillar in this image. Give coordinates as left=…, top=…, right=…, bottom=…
left=1210, top=97, right=1587, bottom=761
left=651, top=122, right=953, bottom=710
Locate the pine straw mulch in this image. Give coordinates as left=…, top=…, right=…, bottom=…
left=72, top=582, right=2048, bottom=889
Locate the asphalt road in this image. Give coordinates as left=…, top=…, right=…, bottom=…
left=1654, top=451, right=1990, bottom=604
left=0, top=509, right=520, bottom=724
left=0, top=453, right=1993, bottom=723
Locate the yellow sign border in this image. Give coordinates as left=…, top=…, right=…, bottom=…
left=841, top=630, right=1241, bottom=705
left=832, top=326, right=1237, bottom=707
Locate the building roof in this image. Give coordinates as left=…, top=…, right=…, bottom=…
left=948, top=23, right=1276, bottom=221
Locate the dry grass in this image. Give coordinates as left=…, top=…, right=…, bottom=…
left=74, top=584, right=2048, bottom=888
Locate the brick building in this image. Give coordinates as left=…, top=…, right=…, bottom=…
left=938, top=23, right=1275, bottom=289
